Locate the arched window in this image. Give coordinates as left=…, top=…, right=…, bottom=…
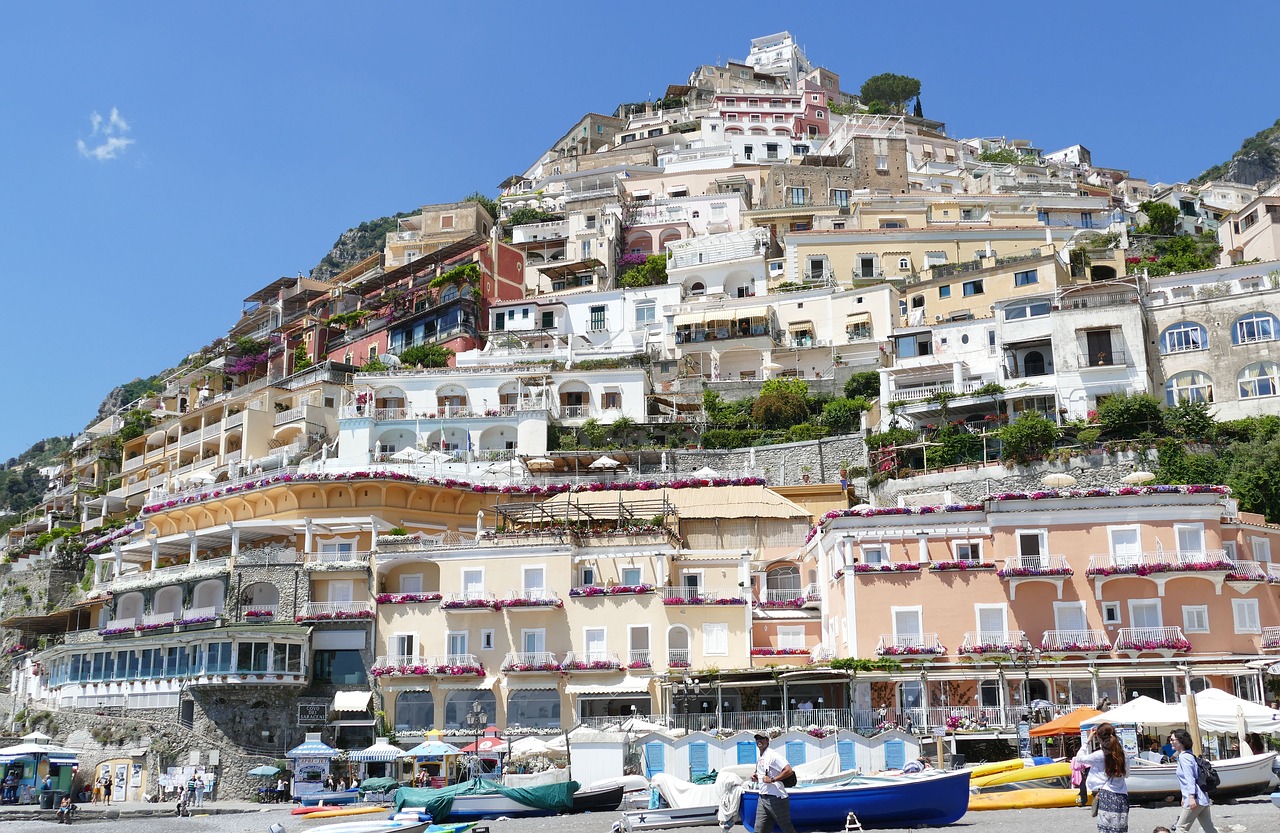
left=689, top=282, right=706, bottom=297
left=441, top=284, right=459, bottom=303
left=1023, top=350, right=1046, bottom=377
left=1238, top=362, right=1279, bottom=398
left=396, top=691, right=434, bottom=732
left=1165, top=371, right=1214, bottom=405
left=443, top=690, right=497, bottom=729
left=1160, top=321, right=1207, bottom=354
left=507, top=690, right=561, bottom=729
left=766, top=565, right=800, bottom=591
left=1232, top=312, right=1277, bottom=345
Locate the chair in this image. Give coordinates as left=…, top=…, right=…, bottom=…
left=949, top=754, right=967, bottom=770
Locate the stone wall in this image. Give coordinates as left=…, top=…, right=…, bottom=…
left=226, top=562, right=308, bottom=621
left=668, top=433, right=867, bottom=486
left=871, top=449, right=1156, bottom=505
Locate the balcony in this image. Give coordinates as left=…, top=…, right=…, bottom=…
left=1114, top=626, right=1191, bottom=656
left=1262, top=627, right=1280, bottom=651
left=998, top=555, right=1073, bottom=600
left=303, top=550, right=372, bottom=568
left=1040, top=629, right=1113, bottom=655
left=755, top=584, right=821, bottom=610
left=501, top=651, right=561, bottom=673
left=498, top=590, right=563, bottom=610
left=1085, top=550, right=1233, bottom=597
left=296, top=601, right=374, bottom=622
left=627, top=649, right=652, bottom=670
left=958, top=630, right=1026, bottom=659
left=108, top=557, right=232, bottom=593
left=659, top=586, right=748, bottom=605
left=1076, top=349, right=1131, bottom=370
left=177, top=606, right=220, bottom=628
left=885, top=380, right=984, bottom=404
left=875, top=633, right=945, bottom=659
left=442, top=591, right=498, bottom=611
left=667, top=649, right=691, bottom=669
left=371, top=654, right=484, bottom=678
left=243, top=604, right=279, bottom=623
left=561, top=650, right=622, bottom=671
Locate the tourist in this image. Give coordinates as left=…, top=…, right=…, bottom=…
left=185, top=773, right=198, bottom=808
left=1074, top=722, right=1128, bottom=833
left=1, top=772, right=16, bottom=804
left=1170, top=729, right=1218, bottom=833
left=55, top=795, right=76, bottom=824
left=750, top=732, right=796, bottom=833
left=101, top=772, right=113, bottom=807
left=1162, top=737, right=1176, bottom=759
left=194, top=774, right=205, bottom=807
left=901, top=756, right=932, bottom=774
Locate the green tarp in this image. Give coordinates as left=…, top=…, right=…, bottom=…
left=393, top=777, right=579, bottom=820
left=359, top=776, right=401, bottom=793
left=692, top=770, right=718, bottom=785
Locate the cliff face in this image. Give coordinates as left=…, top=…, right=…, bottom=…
left=1196, top=118, right=1280, bottom=190
left=308, top=210, right=416, bottom=282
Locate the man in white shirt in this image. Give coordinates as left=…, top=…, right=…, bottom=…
left=751, top=733, right=796, bottom=833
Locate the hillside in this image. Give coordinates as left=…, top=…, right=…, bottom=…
left=308, top=210, right=416, bottom=282
left=1195, top=118, right=1280, bottom=189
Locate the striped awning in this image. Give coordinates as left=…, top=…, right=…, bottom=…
left=348, top=740, right=408, bottom=762
left=285, top=739, right=339, bottom=759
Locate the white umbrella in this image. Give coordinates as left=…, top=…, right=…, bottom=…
left=485, top=459, right=524, bottom=476
left=423, top=449, right=452, bottom=463
left=526, top=457, right=556, bottom=470
left=1041, top=473, right=1077, bottom=488
left=1122, top=471, right=1156, bottom=484
left=660, top=451, right=669, bottom=473
left=691, top=466, right=720, bottom=479
left=589, top=455, right=622, bottom=469
left=391, top=448, right=427, bottom=463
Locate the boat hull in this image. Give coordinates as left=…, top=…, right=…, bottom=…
left=570, top=783, right=624, bottom=813
left=300, top=790, right=360, bottom=806
left=619, top=804, right=720, bottom=831
left=969, top=788, right=1079, bottom=811
left=306, top=805, right=389, bottom=819
left=445, top=793, right=558, bottom=820
left=740, top=771, right=971, bottom=831
left=1127, top=753, right=1277, bottom=803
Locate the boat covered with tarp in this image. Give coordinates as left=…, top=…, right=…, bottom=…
left=393, top=777, right=579, bottom=820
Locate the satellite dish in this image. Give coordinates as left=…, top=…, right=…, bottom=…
left=379, top=353, right=402, bottom=368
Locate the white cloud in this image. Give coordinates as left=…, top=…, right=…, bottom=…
left=78, top=107, right=135, bottom=161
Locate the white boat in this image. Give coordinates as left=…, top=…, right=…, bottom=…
left=617, top=804, right=720, bottom=832
left=1127, top=752, right=1277, bottom=802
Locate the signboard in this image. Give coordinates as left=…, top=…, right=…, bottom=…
left=298, top=703, right=328, bottom=725
left=1017, top=721, right=1031, bottom=757
left=932, top=726, right=947, bottom=737
left=1119, top=727, right=1139, bottom=758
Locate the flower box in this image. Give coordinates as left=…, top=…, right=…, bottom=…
left=1042, top=642, right=1112, bottom=653
left=497, top=598, right=564, bottom=609
left=751, top=647, right=811, bottom=657
left=626, top=660, right=652, bottom=670
left=998, top=566, right=1074, bottom=578
left=375, top=592, right=443, bottom=605
left=560, top=659, right=622, bottom=671
left=441, top=599, right=498, bottom=611
left=98, top=627, right=133, bottom=637
left=1086, top=561, right=1235, bottom=578
left=852, top=563, right=922, bottom=574
left=928, top=561, right=997, bottom=572
left=294, top=609, right=375, bottom=622
left=755, top=598, right=805, bottom=609
left=176, top=615, right=218, bottom=630
left=876, top=645, right=946, bottom=656
left=1115, top=638, right=1192, bottom=652
left=244, top=610, right=276, bottom=620
left=503, top=661, right=561, bottom=672
left=958, top=644, right=1019, bottom=656
left=668, top=660, right=691, bottom=668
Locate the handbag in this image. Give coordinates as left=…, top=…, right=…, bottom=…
left=1090, top=793, right=1099, bottom=817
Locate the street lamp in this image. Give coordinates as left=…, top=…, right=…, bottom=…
left=675, top=678, right=707, bottom=729
left=464, top=699, right=488, bottom=778
left=1011, top=638, right=1042, bottom=723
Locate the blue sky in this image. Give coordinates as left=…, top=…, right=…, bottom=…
left=2, top=3, right=1278, bottom=461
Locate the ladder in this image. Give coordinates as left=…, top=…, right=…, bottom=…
left=845, top=812, right=864, bottom=832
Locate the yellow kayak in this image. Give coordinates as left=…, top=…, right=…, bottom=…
left=971, top=761, right=1069, bottom=788
left=969, top=788, right=1080, bottom=811
left=968, top=758, right=1024, bottom=779
left=304, top=805, right=388, bottom=819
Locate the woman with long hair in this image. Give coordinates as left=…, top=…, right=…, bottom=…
left=1074, top=721, right=1129, bottom=833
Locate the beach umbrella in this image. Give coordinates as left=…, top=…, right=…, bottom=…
left=1122, top=471, right=1156, bottom=484
left=589, top=455, right=622, bottom=469
left=391, top=447, right=427, bottom=463
left=1041, top=473, right=1077, bottom=487
left=248, top=765, right=281, bottom=777
left=691, top=466, right=720, bottom=479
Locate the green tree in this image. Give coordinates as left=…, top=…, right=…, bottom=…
left=1163, top=400, right=1215, bottom=442
left=292, top=345, right=312, bottom=373
left=118, top=409, right=154, bottom=443
left=978, top=148, right=1026, bottom=165
left=463, top=191, right=499, bottom=221
left=1137, top=200, right=1179, bottom=236
left=1095, top=392, right=1164, bottom=439
left=821, top=397, right=870, bottom=434
left=618, top=254, right=668, bottom=288
left=398, top=344, right=454, bottom=368
left=843, top=371, right=880, bottom=401
left=1224, top=435, right=1280, bottom=522
left=507, top=207, right=560, bottom=227
left=997, top=413, right=1060, bottom=464
left=752, top=378, right=810, bottom=430
left=858, top=73, right=921, bottom=114
left=579, top=418, right=607, bottom=449
left=610, top=416, right=637, bottom=447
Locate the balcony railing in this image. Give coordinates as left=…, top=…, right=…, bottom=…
left=243, top=604, right=279, bottom=621
left=876, top=633, right=945, bottom=657
left=179, top=606, right=219, bottom=624
left=1262, top=626, right=1280, bottom=650
left=303, top=550, right=372, bottom=566
left=667, top=649, right=690, bottom=668
left=999, top=555, right=1073, bottom=577
left=1040, top=629, right=1113, bottom=653
left=659, top=586, right=747, bottom=605
left=443, top=591, right=498, bottom=610
left=141, top=611, right=176, bottom=628
left=297, top=601, right=374, bottom=620
left=1077, top=349, right=1131, bottom=369
left=757, top=584, right=821, bottom=609
left=627, top=649, right=652, bottom=669
left=500, top=589, right=562, bottom=609
left=959, top=630, right=1026, bottom=656
left=501, top=651, right=561, bottom=672
left=561, top=650, right=622, bottom=671
left=886, top=380, right=984, bottom=403
left=1115, top=626, right=1190, bottom=653
left=1086, top=550, right=1232, bottom=575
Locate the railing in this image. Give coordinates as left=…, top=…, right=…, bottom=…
left=444, top=591, right=498, bottom=609
left=501, top=589, right=561, bottom=607
left=1086, top=550, right=1232, bottom=573
left=1115, top=626, right=1189, bottom=652
left=105, top=617, right=136, bottom=631
left=561, top=405, right=589, bottom=419
left=667, top=649, right=690, bottom=667
left=179, top=606, right=219, bottom=623
left=886, top=380, right=983, bottom=403
left=298, top=601, right=374, bottom=619
left=959, top=630, right=1026, bottom=654
left=501, top=651, right=561, bottom=672
left=109, top=558, right=232, bottom=590
left=1061, top=291, right=1139, bottom=310
left=875, top=633, right=945, bottom=656
left=303, top=550, right=372, bottom=565
left=242, top=604, right=279, bottom=620
left=142, top=611, right=176, bottom=627
left=659, top=586, right=745, bottom=604
left=1077, top=349, right=1130, bottom=368
left=1000, top=554, right=1072, bottom=573
left=122, top=456, right=146, bottom=472
left=274, top=406, right=304, bottom=425
left=157, top=466, right=298, bottom=500
left=628, top=649, right=651, bottom=668
left=1262, top=626, right=1280, bottom=650
left=759, top=584, right=821, bottom=606
left=1040, top=629, right=1112, bottom=652
left=225, top=411, right=245, bottom=429
left=562, top=650, right=622, bottom=670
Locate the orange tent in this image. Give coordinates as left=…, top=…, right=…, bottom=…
left=1029, top=706, right=1102, bottom=737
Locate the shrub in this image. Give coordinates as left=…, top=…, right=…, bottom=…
left=752, top=378, right=810, bottom=430
left=1095, top=392, right=1164, bottom=439
left=1076, top=427, right=1102, bottom=447
left=821, top=398, right=868, bottom=434
left=998, top=413, right=1060, bottom=464
left=866, top=427, right=917, bottom=449
left=844, top=371, right=880, bottom=401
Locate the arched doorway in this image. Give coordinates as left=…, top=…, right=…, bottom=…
left=443, top=690, right=497, bottom=730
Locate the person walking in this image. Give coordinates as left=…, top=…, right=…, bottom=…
left=1170, top=729, right=1218, bottom=833
left=1074, top=721, right=1129, bottom=833
left=193, top=775, right=205, bottom=807
left=750, top=732, right=796, bottom=833
left=102, top=772, right=114, bottom=807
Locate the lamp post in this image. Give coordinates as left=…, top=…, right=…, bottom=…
left=1011, top=638, right=1042, bottom=724
left=675, top=677, right=706, bottom=730
left=464, top=699, right=488, bottom=779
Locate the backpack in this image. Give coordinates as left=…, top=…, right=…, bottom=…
left=1195, top=755, right=1220, bottom=791
left=780, top=770, right=798, bottom=788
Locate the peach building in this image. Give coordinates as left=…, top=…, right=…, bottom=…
left=815, top=485, right=1280, bottom=729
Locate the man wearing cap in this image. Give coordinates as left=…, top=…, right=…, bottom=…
left=751, top=733, right=796, bottom=833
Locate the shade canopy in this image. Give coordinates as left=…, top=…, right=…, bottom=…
left=286, top=735, right=339, bottom=759
left=1122, top=471, right=1157, bottom=484
left=247, top=765, right=281, bottom=777
left=1078, top=689, right=1280, bottom=735
left=1041, top=473, right=1077, bottom=487
left=691, top=466, right=721, bottom=479
left=349, top=737, right=407, bottom=762
left=391, top=447, right=428, bottom=463
left=1028, top=707, right=1102, bottom=737
left=588, top=455, right=623, bottom=469
left=1079, top=696, right=1182, bottom=730
left=404, top=740, right=461, bottom=758
left=458, top=736, right=508, bottom=754
left=0, top=740, right=80, bottom=765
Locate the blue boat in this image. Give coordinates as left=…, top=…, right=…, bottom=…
left=740, top=771, right=971, bottom=831
left=299, top=788, right=361, bottom=806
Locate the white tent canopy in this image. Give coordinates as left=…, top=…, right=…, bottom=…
left=1080, top=689, right=1280, bottom=735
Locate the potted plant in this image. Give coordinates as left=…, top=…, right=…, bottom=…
left=800, top=465, right=812, bottom=484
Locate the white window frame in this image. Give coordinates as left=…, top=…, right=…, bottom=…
left=628, top=624, right=650, bottom=654
left=522, top=628, right=547, bottom=654
left=891, top=605, right=924, bottom=638
left=861, top=544, right=887, bottom=564
left=391, top=631, right=417, bottom=659
left=974, top=603, right=1008, bottom=638
left=777, top=625, right=806, bottom=649
left=327, top=579, right=353, bottom=603
left=522, top=565, right=547, bottom=592
left=701, top=623, right=729, bottom=656
left=1251, top=537, right=1272, bottom=563
left=480, top=629, right=495, bottom=651
left=681, top=569, right=704, bottom=590
left=1053, top=600, right=1087, bottom=632
left=462, top=568, right=484, bottom=596
left=635, top=302, right=656, bottom=328
left=1101, top=602, right=1122, bottom=625
left=1174, top=523, right=1205, bottom=559
left=446, top=630, right=468, bottom=656
left=1182, top=605, right=1210, bottom=634
left=1232, top=598, right=1261, bottom=634
left=952, top=540, right=983, bottom=561
left=579, top=565, right=596, bottom=587
left=398, top=573, right=424, bottom=593
left=621, top=566, right=643, bottom=585
left=1107, top=525, right=1142, bottom=566
left=1223, top=541, right=1238, bottom=562
left=1015, top=529, right=1048, bottom=568
left=1128, top=599, right=1163, bottom=628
